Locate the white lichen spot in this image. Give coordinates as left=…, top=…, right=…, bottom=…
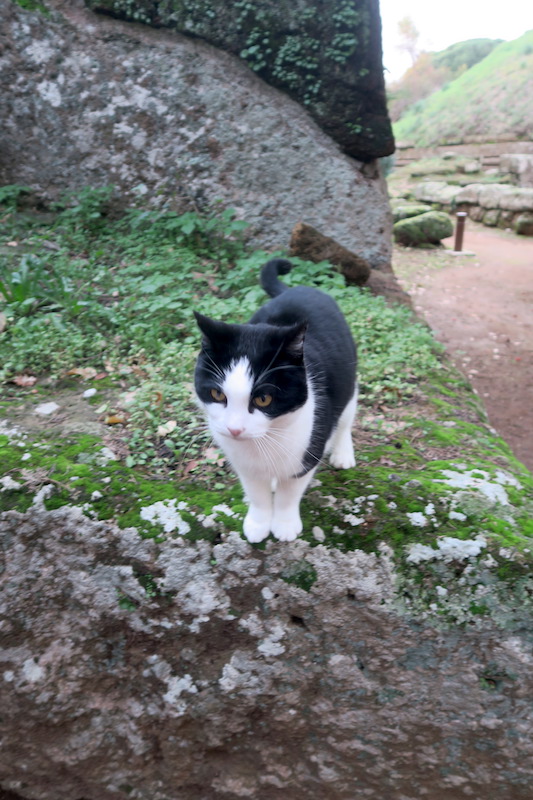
left=36, top=80, right=62, bottom=108
left=163, top=674, right=198, bottom=716
left=406, top=511, right=428, bottom=527
left=405, top=543, right=435, bottom=563
left=35, top=401, right=60, bottom=416
left=212, top=503, right=236, bottom=518
left=0, top=476, right=22, bottom=491
left=312, top=526, right=325, bottom=542
left=344, top=513, right=365, bottom=526
left=22, top=659, right=45, bottom=683
left=437, top=468, right=514, bottom=505
left=3, top=671, right=15, bottom=683
left=31, top=484, right=54, bottom=508
left=83, top=388, right=97, bottom=398
left=495, top=470, right=522, bottom=489
left=257, top=624, right=286, bottom=657
left=449, top=510, right=467, bottom=521
left=140, top=499, right=191, bottom=535
left=239, top=612, right=264, bottom=637
left=25, top=41, right=56, bottom=63
left=0, top=421, right=24, bottom=441
left=97, top=447, right=118, bottom=464
left=406, top=535, right=487, bottom=564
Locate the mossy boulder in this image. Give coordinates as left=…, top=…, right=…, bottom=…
left=513, top=212, right=533, bottom=235
left=392, top=203, right=432, bottom=223
left=85, top=0, right=394, bottom=161
left=393, top=210, right=454, bottom=246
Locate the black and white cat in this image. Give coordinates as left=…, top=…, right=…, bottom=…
left=194, top=258, right=357, bottom=543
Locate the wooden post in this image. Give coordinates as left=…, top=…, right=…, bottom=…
left=454, top=212, right=467, bottom=252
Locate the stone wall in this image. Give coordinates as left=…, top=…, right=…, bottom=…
left=500, top=154, right=533, bottom=188
left=413, top=181, right=533, bottom=235
left=0, top=0, right=392, bottom=268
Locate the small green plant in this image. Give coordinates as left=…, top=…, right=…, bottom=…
left=0, top=254, right=89, bottom=320
left=54, top=185, right=115, bottom=235
left=12, top=0, right=50, bottom=14
left=0, top=255, right=55, bottom=316
left=122, top=205, right=249, bottom=259
left=0, top=184, right=32, bottom=210
left=281, top=560, right=318, bottom=592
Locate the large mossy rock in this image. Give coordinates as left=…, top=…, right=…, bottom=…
left=1, top=358, right=533, bottom=799
left=85, top=0, right=394, bottom=161
left=393, top=210, right=453, bottom=246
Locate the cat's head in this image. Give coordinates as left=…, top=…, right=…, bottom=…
left=194, top=312, right=308, bottom=440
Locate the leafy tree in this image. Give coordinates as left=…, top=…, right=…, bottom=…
left=433, top=38, right=502, bottom=76
left=397, top=16, right=420, bottom=65
left=387, top=52, right=450, bottom=122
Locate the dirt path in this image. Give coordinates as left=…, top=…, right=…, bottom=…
left=393, top=221, right=533, bottom=471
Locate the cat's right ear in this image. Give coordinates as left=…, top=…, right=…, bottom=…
left=194, top=311, right=233, bottom=350
left=194, top=311, right=215, bottom=348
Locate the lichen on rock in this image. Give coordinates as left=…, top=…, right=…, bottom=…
left=85, top=0, right=394, bottom=161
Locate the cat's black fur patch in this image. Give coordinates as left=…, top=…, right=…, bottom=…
left=194, top=313, right=309, bottom=420
left=194, top=258, right=357, bottom=475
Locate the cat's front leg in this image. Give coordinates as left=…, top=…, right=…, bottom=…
left=239, top=473, right=273, bottom=543
left=271, top=469, right=316, bottom=542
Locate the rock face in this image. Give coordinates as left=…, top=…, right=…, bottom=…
left=500, top=153, right=533, bottom=188
left=289, top=221, right=371, bottom=284
left=2, top=502, right=533, bottom=800
left=0, top=0, right=392, bottom=268
left=86, top=0, right=395, bottom=162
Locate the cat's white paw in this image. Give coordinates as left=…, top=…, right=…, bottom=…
left=271, top=514, right=303, bottom=542
left=329, top=445, right=356, bottom=470
left=243, top=512, right=271, bottom=543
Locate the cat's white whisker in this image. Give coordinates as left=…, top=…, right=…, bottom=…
left=263, top=429, right=328, bottom=472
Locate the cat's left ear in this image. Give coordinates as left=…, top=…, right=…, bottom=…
left=284, top=322, right=307, bottom=359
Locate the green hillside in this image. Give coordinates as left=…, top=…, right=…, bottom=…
left=393, top=30, right=533, bottom=147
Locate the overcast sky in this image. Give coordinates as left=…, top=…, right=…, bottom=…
left=379, top=0, right=533, bottom=81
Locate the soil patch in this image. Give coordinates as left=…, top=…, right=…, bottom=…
left=393, top=221, right=533, bottom=470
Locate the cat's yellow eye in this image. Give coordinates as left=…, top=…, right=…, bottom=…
left=253, top=394, right=272, bottom=408
left=210, top=388, right=227, bottom=403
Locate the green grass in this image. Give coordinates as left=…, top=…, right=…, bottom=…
left=0, top=185, right=443, bottom=471
left=394, top=30, right=533, bottom=146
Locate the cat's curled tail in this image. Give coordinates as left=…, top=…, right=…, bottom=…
left=260, top=258, right=292, bottom=298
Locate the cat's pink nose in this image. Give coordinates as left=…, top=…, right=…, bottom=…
left=228, top=427, right=244, bottom=438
